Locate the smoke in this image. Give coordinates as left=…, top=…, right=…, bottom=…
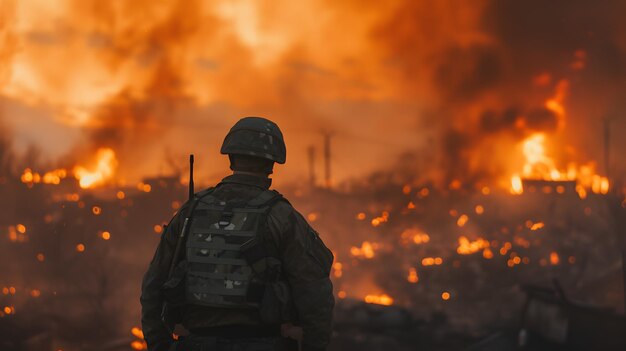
left=0, top=0, right=625, bottom=185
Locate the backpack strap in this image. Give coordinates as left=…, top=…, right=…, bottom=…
left=246, top=189, right=287, bottom=209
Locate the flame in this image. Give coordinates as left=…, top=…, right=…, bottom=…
left=74, top=148, right=118, bottom=189
left=510, top=133, right=609, bottom=195
left=545, top=79, right=569, bottom=129
left=521, top=133, right=558, bottom=180
left=364, top=293, right=394, bottom=306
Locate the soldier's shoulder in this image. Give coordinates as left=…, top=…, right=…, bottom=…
left=267, top=191, right=295, bottom=217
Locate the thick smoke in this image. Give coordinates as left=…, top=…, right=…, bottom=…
left=0, top=0, right=625, bottom=185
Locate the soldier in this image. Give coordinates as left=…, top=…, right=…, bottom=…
left=140, top=117, right=335, bottom=351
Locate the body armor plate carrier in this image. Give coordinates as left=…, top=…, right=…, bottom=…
left=185, top=189, right=284, bottom=309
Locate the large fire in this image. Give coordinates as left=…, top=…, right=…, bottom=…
left=20, top=147, right=118, bottom=189
left=508, top=78, right=610, bottom=197
left=509, top=132, right=610, bottom=197
left=73, top=148, right=118, bottom=189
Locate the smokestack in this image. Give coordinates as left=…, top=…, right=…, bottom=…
left=308, top=145, right=316, bottom=188
left=323, top=133, right=332, bottom=189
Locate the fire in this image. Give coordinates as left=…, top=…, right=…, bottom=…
left=74, top=148, right=118, bottom=189
left=21, top=168, right=67, bottom=185
left=20, top=148, right=118, bottom=189
left=521, top=133, right=559, bottom=180
left=510, top=133, right=609, bottom=196
left=364, top=294, right=394, bottom=306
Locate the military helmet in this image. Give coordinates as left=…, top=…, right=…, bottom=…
left=220, top=117, right=286, bottom=164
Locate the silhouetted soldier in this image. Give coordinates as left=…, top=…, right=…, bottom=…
left=141, top=117, right=334, bottom=351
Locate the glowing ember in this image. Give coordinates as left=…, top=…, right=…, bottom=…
left=370, top=211, right=389, bottom=227
left=74, top=148, right=118, bottom=189
left=130, top=327, right=147, bottom=350
left=364, top=294, right=394, bottom=306
left=456, top=236, right=490, bottom=255
left=482, top=248, right=494, bottom=259
left=441, top=292, right=451, bottom=301
left=550, top=251, right=560, bottom=265
left=101, top=231, right=111, bottom=240
left=402, top=184, right=411, bottom=194
left=137, top=182, right=152, bottom=192
left=456, top=214, right=469, bottom=227
left=407, top=267, right=419, bottom=283
left=421, top=257, right=443, bottom=266
left=499, top=242, right=512, bottom=255
left=475, top=205, right=484, bottom=215
left=131, top=327, right=144, bottom=339
left=350, top=241, right=377, bottom=259
left=131, top=340, right=147, bottom=350
left=332, top=262, right=343, bottom=278
left=42, top=169, right=67, bottom=184
left=401, top=228, right=430, bottom=245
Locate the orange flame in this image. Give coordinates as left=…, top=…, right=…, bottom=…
left=510, top=133, right=609, bottom=195
left=73, top=148, right=118, bottom=189
left=364, top=293, right=394, bottom=306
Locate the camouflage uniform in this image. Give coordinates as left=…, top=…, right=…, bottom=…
left=141, top=118, right=334, bottom=351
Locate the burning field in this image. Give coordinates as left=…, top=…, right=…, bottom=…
left=1, top=0, right=626, bottom=350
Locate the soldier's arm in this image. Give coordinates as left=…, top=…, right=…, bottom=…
left=268, top=203, right=335, bottom=351
left=140, top=209, right=185, bottom=351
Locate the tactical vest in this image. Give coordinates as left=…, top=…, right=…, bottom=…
left=185, top=189, right=284, bottom=309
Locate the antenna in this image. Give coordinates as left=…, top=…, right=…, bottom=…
left=188, top=154, right=194, bottom=200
